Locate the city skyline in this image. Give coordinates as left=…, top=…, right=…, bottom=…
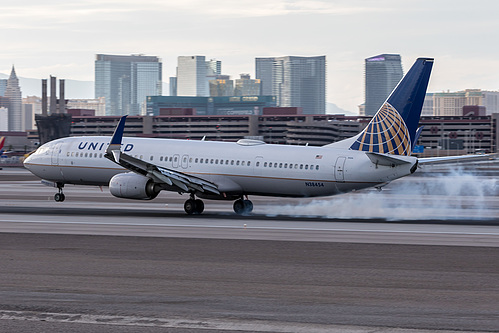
left=1, top=1, right=498, bottom=113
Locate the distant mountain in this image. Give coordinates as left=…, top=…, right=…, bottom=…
left=0, top=73, right=94, bottom=99
left=326, top=102, right=357, bottom=116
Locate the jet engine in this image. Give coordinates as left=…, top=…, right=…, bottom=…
left=109, top=173, right=159, bottom=200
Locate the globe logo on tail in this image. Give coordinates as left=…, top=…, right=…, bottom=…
left=350, top=102, right=411, bottom=156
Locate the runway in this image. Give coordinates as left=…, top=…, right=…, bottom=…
left=1, top=168, right=499, bottom=332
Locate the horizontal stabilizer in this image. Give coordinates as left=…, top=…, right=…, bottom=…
left=419, top=153, right=497, bottom=165
left=366, top=152, right=412, bottom=166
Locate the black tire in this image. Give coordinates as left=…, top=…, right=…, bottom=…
left=195, top=199, right=204, bottom=214
left=184, top=199, right=196, bottom=215
left=54, top=193, right=65, bottom=202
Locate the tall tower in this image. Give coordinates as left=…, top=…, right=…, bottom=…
left=5, top=66, right=22, bottom=131
left=255, top=56, right=326, bottom=114
left=176, top=56, right=209, bottom=97
left=95, top=54, right=162, bottom=116
left=364, top=54, right=403, bottom=116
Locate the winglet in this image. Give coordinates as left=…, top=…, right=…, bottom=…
left=106, top=116, right=127, bottom=162
left=0, top=137, right=5, bottom=152
left=412, top=126, right=424, bottom=152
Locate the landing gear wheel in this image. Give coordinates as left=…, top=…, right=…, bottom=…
left=54, top=193, right=65, bottom=202
left=184, top=198, right=205, bottom=215
left=54, top=183, right=65, bottom=202
left=184, top=199, right=196, bottom=215
left=233, top=199, right=253, bottom=215
left=195, top=199, right=204, bottom=214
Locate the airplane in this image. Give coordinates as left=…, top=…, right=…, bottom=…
left=23, top=57, right=475, bottom=215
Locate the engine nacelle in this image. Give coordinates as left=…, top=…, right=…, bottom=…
left=109, top=173, right=159, bottom=200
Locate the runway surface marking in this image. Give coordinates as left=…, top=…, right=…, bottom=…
left=0, top=310, right=489, bottom=333
left=2, top=218, right=499, bottom=236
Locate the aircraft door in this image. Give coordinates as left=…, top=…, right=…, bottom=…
left=172, top=154, right=180, bottom=168
left=254, top=156, right=264, bottom=176
left=181, top=154, right=189, bottom=169
left=334, top=156, right=346, bottom=182
left=51, top=143, right=62, bottom=165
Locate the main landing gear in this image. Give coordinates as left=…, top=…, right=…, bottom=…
left=54, top=183, right=65, bottom=202
left=184, top=194, right=204, bottom=215
left=233, top=197, right=253, bottom=215
left=183, top=194, right=254, bottom=215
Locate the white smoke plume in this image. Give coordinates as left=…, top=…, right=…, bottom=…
left=260, top=166, right=498, bottom=220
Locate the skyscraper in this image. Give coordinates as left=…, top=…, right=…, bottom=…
left=95, top=54, right=162, bottom=116
left=255, top=56, right=326, bottom=114
left=5, top=66, right=22, bottom=131
left=0, top=79, right=7, bottom=96
left=364, top=54, right=403, bottom=116
left=206, top=59, right=221, bottom=76
left=234, top=74, right=261, bottom=96
left=209, top=75, right=234, bottom=97
left=176, top=56, right=210, bottom=97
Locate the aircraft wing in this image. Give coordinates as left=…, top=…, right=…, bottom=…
left=105, top=116, right=220, bottom=196
left=418, top=153, right=497, bottom=165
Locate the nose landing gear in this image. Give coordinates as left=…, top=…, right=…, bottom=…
left=54, top=183, right=65, bottom=202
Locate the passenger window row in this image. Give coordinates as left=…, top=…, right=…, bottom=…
left=67, top=152, right=320, bottom=171
left=256, top=161, right=320, bottom=171
left=69, top=152, right=104, bottom=158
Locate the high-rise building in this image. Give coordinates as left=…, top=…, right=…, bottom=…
left=234, top=74, right=261, bottom=96
left=364, top=54, right=403, bottom=116
left=23, top=96, right=42, bottom=130
left=255, top=56, right=326, bottom=114
left=0, top=79, right=7, bottom=96
left=176, top=56, right=210, bottom=97
left=67, top=97, right=106, bottom=116
left=95, top=54, right=162, bottom=116
left=169, top=77, right=177, bottom=96
left=433, top=89, right=499, bottom=116
left=421, top=93, right=434, bottom=116
left=0, top=107, right=7, bottom=131
left=480, top=91, right=499, bottom=115
left=209, top=75, right=234, bottom=97
left=206, top=59, right=221, bottom=76
left=5, top=66, right=22, bottom=131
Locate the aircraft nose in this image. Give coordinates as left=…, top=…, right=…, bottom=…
left=23, top=152, right=36, bottom=170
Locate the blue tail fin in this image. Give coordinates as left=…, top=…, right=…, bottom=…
left=350, top=58, right=433, bottom=155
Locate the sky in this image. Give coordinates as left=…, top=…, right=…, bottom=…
left=1, top=0, right=498, bottom=113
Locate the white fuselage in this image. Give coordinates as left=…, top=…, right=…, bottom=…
left=24, top=136, right=417, bottom=199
